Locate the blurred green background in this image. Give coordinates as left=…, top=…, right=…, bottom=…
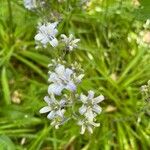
left=0, top=0, right=150, bottom=149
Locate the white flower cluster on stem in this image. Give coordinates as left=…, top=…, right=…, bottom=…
left=23, top=0, right=105, bottom=134
left=34, top=21, right=80, bottom=50
left=35, top=22, right=104, bottom=134
left=48, top=64, right=84, bottom=95
left=39, top=61, right=84, bottom=129
left=39, top=58, right=104, bottom=134
left=78, top=91, right=104, bottom=134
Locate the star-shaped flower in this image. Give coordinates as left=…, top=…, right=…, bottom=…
left=48, top=64, right=83, bottom=95
left=35, top=22, right=58, bottom=47
left=61, top=34, right=80, bottom=51
left=78, top=118, right=100, bottom=134
left=79, top=90, right=104, bottom=121
left=39, top=94, right=66, bottom=120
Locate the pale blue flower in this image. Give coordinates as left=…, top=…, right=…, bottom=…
left=61, top=34, right=80, bottom=51
left=39, top=94, right=66, bottom=120
left=50, top=109, right=68, bottom=129
left=78, top=118, right=100, bottom=134
left=24, top=0, right=37, bottom=10
left=79, top=90, right=104, bottom=121
left=35, top=22, right=58, bottom=47
left=48, top=64, right=81, bottom=95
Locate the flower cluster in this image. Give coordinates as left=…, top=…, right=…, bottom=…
left=78, top=91, right=104, bottom=134
left=39, top=61, right=85, bottom=129
left=23, top=0, right=105, bottom=134
left=48, top=64, right=84, bottom=95
left=34, top=22, right=80, bottom=51
left=79, top=91, right=104, bottom=121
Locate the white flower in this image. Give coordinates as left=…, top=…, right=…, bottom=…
left=24, top=0, right=37, bottom=10
left=39, top=94, right=66, bottom=120
left=50, top=110, right=68, bottom=129
left=35, top=22, right=58, bottom=47
left=48, top=64, right=83, bottom=95
left=39, top=94, right=68, bottom=129
left=61, top=34, right=80, bottom=51
left=78, top=119, right=100, bottom=134
left=79, top=90, right=104, bottom=121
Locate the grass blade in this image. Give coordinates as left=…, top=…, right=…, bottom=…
left=1, top=67, right=11, bottom=105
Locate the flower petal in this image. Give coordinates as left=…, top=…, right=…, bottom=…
left=78, top=120, right=84, bottom=126
left=48, top=84, right=64, bottom=95
left=49, top=37, right=58, bottom=47
left=43, top=96, right=50, bottom=105
left=61, top=34, right=67, bottom=40
left=39, top=106, right=51, bottom=113
left=55, top=64, right=65, bottom=76
left=41, top=37, right=49, bottom=45
left=88, top=90, right=95, bottom=99
left=66, top=81, right=76, bottom=91
left=79, top=105, right=87, bottom=115
left=85, top=109, right=94, bottom=121
left=34, top=33, right=44, bottom=41
left=93, top=104, right=102, bottom=114
left=59, top=99, right=66, bottom=107
left=65, top=68, right=73, bottom=79
left=93, top=95, right=104, bottom=104
left=56, top=109, right=65, bottom=117
left=80, top=94, right=88, bottom=103
left=48, top=73, right=58, bottom=82
left=80, top=125, right=86, bottom=134
left=47, top=110, right=55, bottom=119
left=90, top=122, right=100, bottom=127
left=69, top=34, right=74, bottom=41
left=48, top=22, right=58, bottom=29
left=72, top=38, right=80, bottom=44
left=75, top=74, right=84, bottom=83
left=87, top=126, right=93, bottom=134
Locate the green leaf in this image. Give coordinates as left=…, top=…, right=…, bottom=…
left=118, top=50, right=144, bottom=83
left=28, top=126, right=51, bottom=150
left=13, top=54, right=47, bottom=80
left=0, top=135, right=15, bottom=150
left=20, top=50, right=50, bottom=68
left=135, top=0, right=150, bottom=20
left=1, top=67, right=11, bottom=105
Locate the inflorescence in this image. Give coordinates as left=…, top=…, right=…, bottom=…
left=24, top=0, right=104, bottom=134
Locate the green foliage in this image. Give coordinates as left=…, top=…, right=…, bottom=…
left=0, top=0, right=150, bottom=149
left=1, top=67, right=11, bottom=105
left=137, top=0, right=150, bottom=20
left=0, top=135, right=15, bottom=150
